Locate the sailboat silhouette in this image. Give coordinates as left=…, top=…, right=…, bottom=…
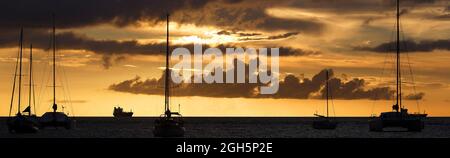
left=39, top=14, right=72, bottom=129
left=152, top=13, right=185, bottom=137
left=312, top=69, right=337, bottom=130
left=368, top=0, right=427, bottom=132
left=7, top=28, right=40, bottom=133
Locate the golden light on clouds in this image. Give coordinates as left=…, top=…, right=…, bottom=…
left=1, top=0, right=450, bottom=117
left=266, top=7, right=330, bottom=20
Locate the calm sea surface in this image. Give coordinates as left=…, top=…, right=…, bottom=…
left=1, top=117, right=450, bottom=138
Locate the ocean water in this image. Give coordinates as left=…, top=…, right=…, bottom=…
left=1, top=117, right=450, bottom=138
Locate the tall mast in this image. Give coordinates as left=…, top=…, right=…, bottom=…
left=28, top=44, right=33, bottom=116
left=165, top=13, right=170, bottom=112
left=18, top=28, right=23, bottom=115
left=326, top=70, right=329, bottom=118
left=52, top=13, right=57, bottom=112
left=9, top=29, right=21, bottom=117
left=396, top=0, right=401, bottom=110
left=33, top=65, right=36, bottom=115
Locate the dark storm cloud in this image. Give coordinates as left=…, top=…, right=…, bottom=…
left=0, top=28, right=172, bottom=55
left=109, top=68, right=424, bottom=100
left=0, top=0, right=326, bottom=34
left=289, top=0, right=441, bottom=13
left=0, top=0, right=210, bottom=29
left=355, top=39, right=450, bottom=53
left=0, top=0, right=446, bottom=32
left=0, top=28, right=314, bottom=68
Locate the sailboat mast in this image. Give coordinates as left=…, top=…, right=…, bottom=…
left=396, top=0, right=401, bottom=109
left=9, top=30, right=21, bottom=117
left=165, top=13, right=170, bottom=112
left=18, top=28, right=23, bottom=114
left=33, top=68, right=36, bottom=115
left=28, top=44, right=33, bottom=116
left=326, top=70, right=329, bottom=118
left=52, top=14, right=56, bottom=109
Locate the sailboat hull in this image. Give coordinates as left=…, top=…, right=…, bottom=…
left=313, top=119, right=337, bottom=130
left=7, top=115, right=39, bottom=133
left=153, top=118, right=185, bottom=137
left=39, top=112, right=72, bottom=129
left=369, top=113, right=425, bottom=132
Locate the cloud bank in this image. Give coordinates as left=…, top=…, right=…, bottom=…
left=109, top=68, right=424, bottom=100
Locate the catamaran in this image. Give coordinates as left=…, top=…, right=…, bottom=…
left=369, top=0, right=427, bottom=132
left=39, top=14, right=72, bottom=129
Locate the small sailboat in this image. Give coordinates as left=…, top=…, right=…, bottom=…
left=39, top=14, right=72, bottom=129
left=153, top=13, right=185, bottom=137
left=369, top=0, right=426, bottom=132
left=113, top=106, right=133, bottom=118
left=312, top=69, right=337, bottom=130
left=7, top=28, right=40, bottom=133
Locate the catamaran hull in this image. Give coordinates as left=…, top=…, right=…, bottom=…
left=39, top=121, right=72, bottom=129
left=369, top=118, right=424, bottom=132
left=39, top=112, right=72, bottom=129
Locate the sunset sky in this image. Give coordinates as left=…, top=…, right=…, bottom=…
left=1, top=0, right=449, bottom=117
